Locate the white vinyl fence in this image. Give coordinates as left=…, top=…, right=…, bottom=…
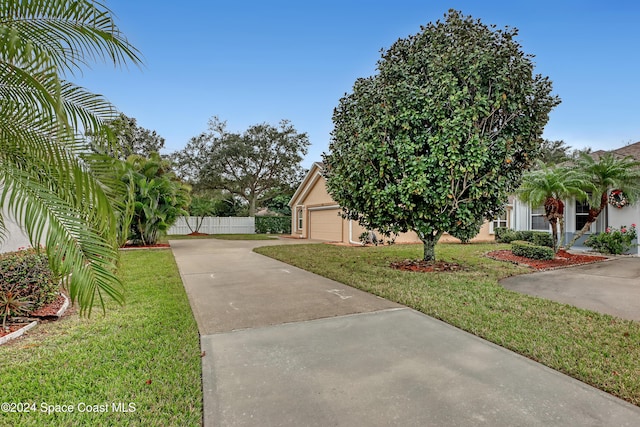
left=167, top=216, right=255, bottom=235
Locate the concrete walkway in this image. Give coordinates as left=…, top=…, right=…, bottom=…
left=501, top=257, right=640, bottom=322
left=170, top=238, right=640, bottom=426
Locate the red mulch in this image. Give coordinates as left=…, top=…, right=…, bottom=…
left=391, top=259, right=464, bottom=272
left=486, top=249, right=607, bottom=270
left=188, top=232, right=209, bottom=236
left=30, top=293, right=66, bottom=318
left=389, top=249, right=608, bottom=273
left=0, top=324, right=26, bottom=337
left=1, top=293, right=69, bottom=338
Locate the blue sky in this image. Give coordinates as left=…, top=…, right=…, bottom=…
left=76, top=1, right=640, bottom=169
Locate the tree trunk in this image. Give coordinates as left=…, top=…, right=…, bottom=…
left=544, top=197, right=564, bottom=253
left=566, top=192, right=608, bottom=249
left=549, top=217, right=558, bottom=253
left=421, top=231, right=443, bottom=261
left=248, top=196, right=257, bottom=217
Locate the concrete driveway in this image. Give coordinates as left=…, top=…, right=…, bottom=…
left=170, top=238, right=640, bottom=426
left=501, top=257, right=640, bottom=322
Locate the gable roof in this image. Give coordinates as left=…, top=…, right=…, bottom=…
left=288, top=162, right=325, bottom=207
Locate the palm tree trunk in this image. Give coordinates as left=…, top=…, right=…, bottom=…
left=549, top=217, right=559, bottom=253
left=566, top=192, right=608, bottom=249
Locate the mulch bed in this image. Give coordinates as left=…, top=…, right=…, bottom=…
left=390, top=259, right=465, bottom=272
left=389, top=249, right=608, bottom=273
left=0, top=324, right=27, bottom=337
left=1, top=293, right=70, bottom=339
left=30, top=293, right=66, bottom=318
left=486, top=249, right=607, bottom=270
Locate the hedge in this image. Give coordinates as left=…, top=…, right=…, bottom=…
left=532, top=232, right=554, bottom=248
left=511, top=240, right=555, bottom=260
left=255, top=216, right=291, bottom=234
left=495, top=227, right=554, bottom=248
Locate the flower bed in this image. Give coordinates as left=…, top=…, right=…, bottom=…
left=487, top=249, right=607, bottom=270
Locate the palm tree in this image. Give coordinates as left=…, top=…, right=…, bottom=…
left=517, top=163, right=589, bottom=252
left=124, top=153, right=191, bottom=246
left=566, top=152, right=640, bottom=249
left=0, top=0, right=142, bottom=315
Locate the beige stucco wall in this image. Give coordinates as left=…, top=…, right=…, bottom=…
left=347, top=221, right=421, bottom=244
left=438, top=221, right=494, bottom=243
left=349, top=220, right=494, bottom=245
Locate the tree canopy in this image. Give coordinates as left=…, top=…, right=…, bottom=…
left=91, top=113, right=165, bottom=160
left=171, top=117, right=309, bottom=216
left=537, top=140, right=570, bottom=165
left=323, top=10, right=560, bottom=261
left=0, top=0, right=141, bottom=315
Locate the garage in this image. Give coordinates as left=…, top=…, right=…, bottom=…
left=309, top=208, right=343, bottom=241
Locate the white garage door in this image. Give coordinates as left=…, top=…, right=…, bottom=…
left=309, top=209, right=342, bottom=241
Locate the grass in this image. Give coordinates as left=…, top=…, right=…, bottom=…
left=0, top=250, right=202, bottom=426
left=255, top=242, right=640, bottom=407
left=163, top=233, right=277, bottom=241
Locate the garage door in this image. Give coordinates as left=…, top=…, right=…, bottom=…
left=309, top=209, right=342, bottom=241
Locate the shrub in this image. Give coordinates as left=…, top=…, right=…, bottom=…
left=0, top=248, right=59, bottom=318
left=0, top=286, right=33, bottom=328
left=496, top=228, right=553, bottom=248
left=532, top=232, right=554, bottom=248
left=584, top=224, right=637, bottom=255
left=255, top=216, right=291, bottom=234
left=511, top=240, right=555, bottom=260
left=495, top=227, right=517, bottom=243
left=516, top=230, right=534, bottom=242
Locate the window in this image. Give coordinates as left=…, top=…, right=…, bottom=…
left=530, top=206, right=549, bottom=231
left=575, top=199, right=590, bottom=231
left=490, top=211, right=509, bottom=234
left=297, top=208, right=303, bottom=230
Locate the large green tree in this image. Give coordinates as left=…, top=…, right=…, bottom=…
left=566, top=152, right=640, bottom=248
left=0, top=0, right=141, bottom=314
left=91, top=113, right=165, bottom=160
left=537, top=139, right=571, bottom=165
left=323, top=10, right=559, bottom=261
left=171, top=117, right=309, bottom=216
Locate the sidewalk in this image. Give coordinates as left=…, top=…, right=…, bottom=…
left=170, top=238, right=640, bottom=427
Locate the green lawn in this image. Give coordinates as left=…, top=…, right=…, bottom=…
left=163, top=233, right=277, bottom=241
left=255, top=242, right=640, bottom=407
left=0, top=250, right=202, bottom=426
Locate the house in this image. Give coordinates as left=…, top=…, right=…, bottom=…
left=288, top=162, right=495, bottom=244
left=510, top=141, right=640, bottom=255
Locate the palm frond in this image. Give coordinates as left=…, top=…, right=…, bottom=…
left=0, top=0, right=142, bottom=315
left=0, top=162, right=123, bottom=316
left=0, top=0, right=142, bottom=74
